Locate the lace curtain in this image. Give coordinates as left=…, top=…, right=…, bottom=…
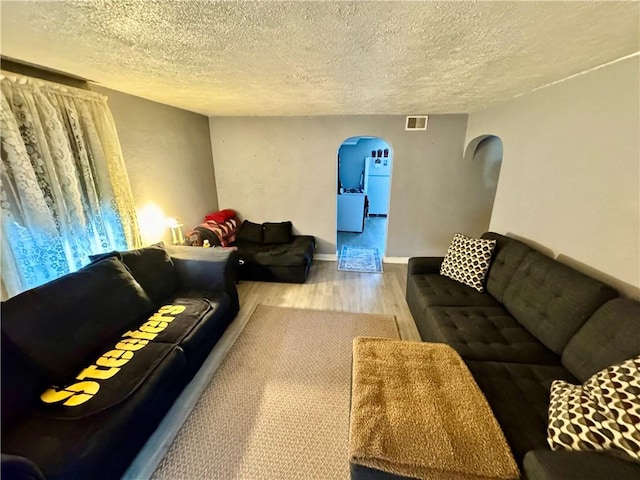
left=1, top=72, right=141, bottom=298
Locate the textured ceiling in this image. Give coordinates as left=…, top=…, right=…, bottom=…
left=1, top=1, right=639, bottom=116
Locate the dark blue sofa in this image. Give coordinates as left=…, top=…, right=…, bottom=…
left=1, top=244, right=239, bottom=480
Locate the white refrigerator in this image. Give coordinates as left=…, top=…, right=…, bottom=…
left=364, top=156, right=392, bottom=215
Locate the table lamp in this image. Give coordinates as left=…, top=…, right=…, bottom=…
left=166, top=217, right=184, bottom=245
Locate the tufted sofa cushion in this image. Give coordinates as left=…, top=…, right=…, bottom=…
left=502, top=251, right=618, bottom=354
left=466, top=361, right=577, bottom=465
left=420, top=306, right=560, bottom=364
left=406, top=274, right=501, bottom=313
left=482, top=232, right=533, bottom=303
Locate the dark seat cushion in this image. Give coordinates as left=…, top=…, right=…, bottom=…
left=406, top=274, right=502, bottom=310
left=2, top=346, right=187, bottom=480
left=37, top=342, right=181, bottom=419
left=562, top=298, right=640, bottom=382
left=523, top=449, right=640, bottom=480
left=350, top=463, right=415, bottom=480
left=131, top=298, right=210, bottom=349
left=234, top=235, right=314, bottom=267
left=237, top=263, right=312, bottom=284
left=155, top=293, right=232, bottom=371
left=502, top=251, right=618, bottom=354
left=1, top=257, right=153, bottom=383
left=466, top=361, right=577, bottom=465
left=421, top=306, right=560, bottom=364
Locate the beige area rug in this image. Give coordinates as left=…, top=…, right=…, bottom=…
left=152, top=305, right=400, bottom=480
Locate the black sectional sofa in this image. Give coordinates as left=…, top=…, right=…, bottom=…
left=1, top=244, right=239, bottom=480
left=234, top=235, right=316, bottom=283
left=404, top=232, right=640, bottom=480
left=232, top=220, right=315, bottom=283
left=188, top=219, right=316, bottom=284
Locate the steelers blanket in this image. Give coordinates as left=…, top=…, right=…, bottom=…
left=38, top=299, right=211, bottom=419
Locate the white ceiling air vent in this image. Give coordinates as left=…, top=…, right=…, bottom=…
left=405, top=115, right=428, bottom=131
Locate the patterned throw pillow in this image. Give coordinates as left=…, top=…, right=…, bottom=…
left=440, top=233, right=496, bottom=292
left=547, top=356, right=640, bottom=463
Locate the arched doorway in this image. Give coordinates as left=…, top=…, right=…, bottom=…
left=336, top=136, right=393, bottom=263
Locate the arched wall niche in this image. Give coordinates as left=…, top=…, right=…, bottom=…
left=466, top=134, right=503, bottom=189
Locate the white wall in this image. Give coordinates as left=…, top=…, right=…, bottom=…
left=466, top=56, right=640, bottom=298
left=209, top=115, right=499, bottom=257
left=93, top=86, right=219, bottom=245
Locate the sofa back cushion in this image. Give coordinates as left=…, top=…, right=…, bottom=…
left=118, top=244, right=179, bottom=303
left=562, top=298, right=640, bottom=382
left=88, top=244, right=179, bottom=303
left=502, top=251, right=618, bottom=354
left=1, top=257, right=154, bottom=382
left=263, top=221, right=293, bottom=244
left=482, top=232, right=533, bottom=303
left=165, top=245, right=240, bottom=315
left=236, top=220, right=264, bottom=243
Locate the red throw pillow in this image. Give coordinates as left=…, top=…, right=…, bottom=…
left=204, top=209, right=236, bottom=223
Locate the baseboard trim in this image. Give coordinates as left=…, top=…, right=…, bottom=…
left=315, top=254, right=408, bottom=264
left=383, top=256, right=410, bottom=264
left=314, top=253, right=337, bottom=261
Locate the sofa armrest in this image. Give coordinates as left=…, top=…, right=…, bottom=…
left=407, top=257, right=444, bottom=276
left=292, top=234, right=316, bottom=247
left=523, top=450, right=640, bottom=480
left=165, top=246, right=239, bottom=315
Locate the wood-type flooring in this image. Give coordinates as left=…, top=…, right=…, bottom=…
left=124, top=259, right=419, bottom=479
left=337, top=216, right=388, bottom=255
